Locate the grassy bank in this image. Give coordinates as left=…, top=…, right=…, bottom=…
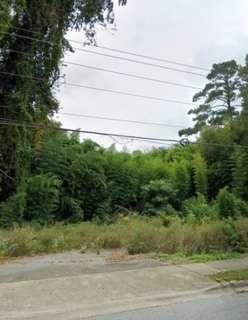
left=0, top=216, right=248, bottom=259
left=211, top=269, right=248, bottom=282
left=154, top=251, right=245, bottom=264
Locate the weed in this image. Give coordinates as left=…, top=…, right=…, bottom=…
left=0, top=216, right=247, bottom=259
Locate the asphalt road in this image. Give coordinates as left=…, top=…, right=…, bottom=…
left=95, top=293, right=248, bottom=320
left=1, top=253, right=248, bottom=319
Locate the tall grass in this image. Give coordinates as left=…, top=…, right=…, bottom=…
left=0, top=216, right=247, bottom=258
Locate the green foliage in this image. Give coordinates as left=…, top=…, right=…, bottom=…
left=160, top=212, right=180, bottom=227
left=156, top=251, right=243, bottom=264
left=233, top=148, right=248, bottom=201
left=199, top=126, right=234, bottom=198
left=0, top=191, right=26, bottom=228
left=193, top=153, right=208, bottom=196
left=0, top=0, right=127, bottom=201
left=0, top=1, right=247, bottom=234
left=183, top=193, right=217, bottom=223
left=0, top=216, right=247, bottom=258
left=0, top=1, right=11, bottom=39
left=59, top=196, right=84, bottom=222
left=24, top=174, right=61, bottom=223
left=169, top=160, right=192, bottom=205
left=221, top=219, right=248, bottom=252
left=211, top=268, right=248, bottom=283
left=141, top=179, right=178, bottom=215
left=104, top=151, right=139, bottom=212
left=179, top=60, right=241, bottom=136
left=216, top=187, right=248, bottom=219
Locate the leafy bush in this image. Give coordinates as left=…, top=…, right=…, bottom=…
left=126, top=228, right=159, bottom=254
left=170, top=160, right=192, bottom=205
left=236, top=199, right=248, bottom=217
left=183, top=193, right=217, bottom=223
left=3, top=227, right=35, bottom=257
left=221, top=220, right=245, bottom=252
left=59, top=196, right=84, bottom=222
left=141, top=179, right=178, bottom=215
left=0, top=191, right=26, bottom=228
left=217, top=187, right=248, bottom=219
left=160, top=211, right=180, bottom=227
left=24, top=174, right=61, bottom=223
left=193, top=153, right=208, bottom=196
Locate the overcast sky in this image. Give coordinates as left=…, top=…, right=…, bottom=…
left=55, top=0, right=248, bottom=151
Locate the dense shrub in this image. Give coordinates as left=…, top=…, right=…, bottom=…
left=141, top=179, right=178, bottom=215
left=192, top=153, right=208, bottom=196
left=217, top=187, right=248, bottom=219
left=0, top=191, right=26, bottom=228
left=0, top=216, right=247, bottom=258
left=1, top=131, right=248, bottom=226
left=126, top=226, right=160, bottom=254
left=183, top=193, right=218, bottom=223
left=59, top=196, right=84, bottom=222
left=23, top=174, right=61, bottom=223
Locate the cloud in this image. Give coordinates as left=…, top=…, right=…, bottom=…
left=56, top=0, right=248, bottom=150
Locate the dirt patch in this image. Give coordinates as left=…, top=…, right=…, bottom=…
left=105, top=248, right=147, bottom=263
left=0, top=250, right=165, bottom=283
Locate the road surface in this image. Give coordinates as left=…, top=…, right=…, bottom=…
left=95, top=293, right=248, bottom=320
left=0, top=251, right=247, bottom=319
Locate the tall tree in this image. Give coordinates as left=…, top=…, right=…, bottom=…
left=179, top=60, right=241, bottom=136
left=0, top=0, right=126, bottom=201
left=231, top=55, right=248, bottom=200
left=198, top=125, right=234, bottom=198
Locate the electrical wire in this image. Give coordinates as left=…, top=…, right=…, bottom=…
left=62, top=61, right=202, bottom=89
left=57, top=112, right=186, bottom=129
left=0, top=119, right=180, bottom=144
left=4, top=49, right=202, bottom=90
left=0, top=24, right=209, bottom=72
left=95, top=45, right=210, bottom=72
left=64, top=48, right=206, bottom=78
left=0, top=106, right=186, bottom=129
left=1, top=118, right=248, bottom=150
left=0, top=29, right=206, bottom=77
left=0, top=71, right=195, bottom=105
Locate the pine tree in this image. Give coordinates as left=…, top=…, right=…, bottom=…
left=179, top=60, right=241, bottom=136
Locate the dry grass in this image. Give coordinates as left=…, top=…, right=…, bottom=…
left=106, top=248, right=146, bottom=263
left=0, top=216, right=247, bottom=259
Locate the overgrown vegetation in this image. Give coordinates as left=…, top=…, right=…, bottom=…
left=0, top=216, right=247, bottom=258
left=154, top=252, right=244, bottom=265
left=210, top=268, right=248, bottom=282
left=0, top=1, right=248, bottom=259
left=1, top=131, right=248, bottom=227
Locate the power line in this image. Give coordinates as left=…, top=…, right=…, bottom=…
left=96, top=45, right=210, bottom=72
left=57, top=112, right=186, bottom=129
left=0, top=119, right=180, bottom=144
left=0, top=24, right=209, bottom=73
left=0, top=71, right=195, bottom=105
left=0, top=30, right=206, bottom=79
left=4, top=49, right=202, bottom=90
left=1, top=119, right=248, bottom=150
left=64, top=49, right=206, bottom=78
left=0, top=31, right=206, bottom=79
left=0, top=116, right=175, bottom=148
left=0, top=106, right=186, bottom=129
left=62, top=61, right=202, bottom=90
